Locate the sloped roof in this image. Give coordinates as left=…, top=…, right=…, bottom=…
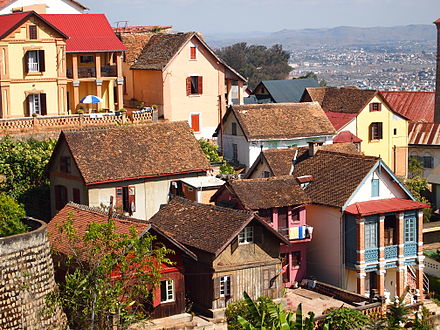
left=0, top=0, right=88, bottom=10
left=48, top=202, right=196, bottom=259
left=333, top=131, right=362, bottom=143
left=120, top=33, right=154, bottom=64
left=304, top=87, right=377, bottom=114
left=325, top=112, right=357, bottom=130
left=41, top=14, right=126, bottom=52
left=148, top=197, right=288, bottom=256
left=227, top=102, right=336, bottom=141
left=345, top=198, right=428, bottom=217
left=435, top=18, right=440, bottom=23
left=254, top=78, right=320, bottom=103
left=51, top=122, right=210, bottom=185
left=224, top=176, right=311, bottom=210
left=409, top=122, right=440, bottom=145
left=380, top=91, right=435, bottom=122
left=113, top=25, right=172, bottom=34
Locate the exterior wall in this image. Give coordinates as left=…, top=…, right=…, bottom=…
left=164, top=37, right=226, bottom=139
left=410, top=145, right=440, bottom=185
left=356, top=96, right=408, bottom=176
left=306, top=204, right=343, bottom=287
left=0, top=16, right=67, bottom=118
left=246, top=158, right=272, bottom=179
left=339, top=117, right=357, bottom=136
left=0, top=218, right=67, bottom=329
left=0, top=0, right=85, bottom=14
left=130, top=69, right=163, bottom=109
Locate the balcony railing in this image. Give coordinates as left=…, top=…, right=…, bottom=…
left=365, top=248, right=379, bottom=263
left=404, top=242, right=418, bottom=257
left=384, top=245, right=398, bottom=259
left=101, top=65, right=117, bottom=77
left=278, top=225, right=312, bottom=240
left=67, top=67, right=96, bottom=79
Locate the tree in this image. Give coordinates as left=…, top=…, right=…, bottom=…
left=198, top=139, right=235, bottom=174
left=323, top=307, right=369, bottom=329
left=216, top=43, right=292, bottom=89
left=50, top=212, right=174, bottom=329
left=0, top=192, right=28, bottom=237
left=386, top=295, right=411, bottom=329
left=298, top=72, right=327, bottom=87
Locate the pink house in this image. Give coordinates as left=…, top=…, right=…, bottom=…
left=210, top=176, right=312, bottom=287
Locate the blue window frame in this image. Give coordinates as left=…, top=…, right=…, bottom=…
left=404, top=217, right=417, bottom=243
left=371, top=179, right=379, bottom=197
left=365, top=218, right=378, bottom=249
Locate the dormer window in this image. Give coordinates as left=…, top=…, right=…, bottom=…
left=297, top=175, right=314, bottom=189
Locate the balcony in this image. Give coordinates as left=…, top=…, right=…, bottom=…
left=384, top=245, right=398, bottom=259
left=67, top=67, right=96, bottom=79
left=278, top=225, right=313, bottom=241
left=101, top=65, right=117, bottom=77
left=365, top=248, right=379, bottom=263
left=404, top=243, right=418, bottom=257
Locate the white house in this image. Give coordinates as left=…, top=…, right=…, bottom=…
left=0, top=0, right=88, bottom=14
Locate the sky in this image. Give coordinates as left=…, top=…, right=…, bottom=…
left=84, top=0, right=440, bottom=35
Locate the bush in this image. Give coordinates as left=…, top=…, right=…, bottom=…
left=324, top=307, right=369, bottom=329
left=198, top=139, right=235, bottom=174
left=0, top=193, right=28, bottom=237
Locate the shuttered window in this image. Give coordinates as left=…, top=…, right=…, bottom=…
left=369, top=103, right=382, bottom=111
left=186, top=76, right=203, bottom=95
left=190, top=46, right=197, bottom=59
left=29, top=25, right=37, bottom=40
left=369, top=122, right=383, bottom=140
left=115, top=186, right=136, bottom=215
left=219, top=275, right=231, bottom=297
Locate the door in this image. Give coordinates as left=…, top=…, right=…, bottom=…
left=29, top=94, right=41, bottom=114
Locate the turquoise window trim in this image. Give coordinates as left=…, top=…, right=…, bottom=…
left=371, top=178, right=379, bottom=197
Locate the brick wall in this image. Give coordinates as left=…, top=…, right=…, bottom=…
left=0, top=218, right=67, bottom=329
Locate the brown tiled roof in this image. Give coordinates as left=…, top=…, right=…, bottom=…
left=48, top=202, right=196, bottom=259
left=227, top=176, right=311, bottom=210
left=304, top=87, right=377, bottom=114
left=148, top=197, right=288, bottom=255
left=120, top=34, right=154, bottom=64
left=230, top=102, right=336, bottom=141
left=113, top=25, right=172, bottom=34
left=131, top=32, right=194, bottom=70
left=57, top=122, right=210, bottom=185
left=292, top=151, right=378, bottom=208
left=261, top=143, right=360, bottom=176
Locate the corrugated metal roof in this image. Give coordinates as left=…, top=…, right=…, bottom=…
left=345, top=198, right=428, bottom=216
left=409, top=121, right=440, bottom=145
left=256, top=78, right=320, bottom=103
left=325, top=112, right=357, bottom=130
left=41, top=14, right=126, bottom=52
left=380, top=91, right=435, bottom=122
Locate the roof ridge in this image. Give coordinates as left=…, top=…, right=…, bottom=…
left=316, top=149, right=378, bottom=161
left=62, top=121, right=184, bottom=135
left=232, top=175, right=299, bottom=183
left=171, top=196, right=254, bottom=217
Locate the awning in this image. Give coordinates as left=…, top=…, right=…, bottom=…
left=345, top=198, right=429, bottom=217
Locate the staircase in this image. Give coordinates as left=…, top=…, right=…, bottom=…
left=408, top=265, right=430, bottom=294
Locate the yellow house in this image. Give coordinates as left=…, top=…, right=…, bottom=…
left=0, top=11, right=125, bottom=118
left=302, top=87, right=409, bottom=177
left=121, top=31, right=246, bottom=138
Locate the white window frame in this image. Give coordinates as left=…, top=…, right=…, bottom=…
left=220, top=275, right=231, bottom=297
left=365, top=220, right=378, bottom=249
left=160, top=279, right=174, bottom=303
left=29, top=93, right=41, bottom=115
left=239, top=226, right=253, bottom=245
left=404, top=218, right=416, bottom=243
left=28, top=50, right=40, bottom=73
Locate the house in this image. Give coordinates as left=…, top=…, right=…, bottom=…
left=301, top=87, right=409, bottom=177
left=0, top=11, right=126, bottom=118
left=46, top=121, right=211, bottom=219
left=0, top=0, right=87, bottom=15
left=245, top=142, right=359, bottom=179
left=121, top=31, right=246, bottom=138
left=214, top=103, right=336, bottom=171
left=289, top=149, right=427, bottom=301
left=246, top=78, right=320, bottom=104
left=149, top=197, right=289, bottom=316
left=178, top=176, right=225, bottom=204
left=48, top=202, right=197, bottom=319
left=210, top=176, right=312, bottom=287
left=380, top=91, right=435, bottom=123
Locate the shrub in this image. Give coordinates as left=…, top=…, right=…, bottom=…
left=324, top=307, right=369, bottom=329
left=0, top=193, right=28, bottom=237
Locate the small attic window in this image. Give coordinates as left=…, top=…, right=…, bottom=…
left=29, top=25, right=37, bottom=40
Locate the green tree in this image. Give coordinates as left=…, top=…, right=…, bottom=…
left=198, top=138, right=235, bottom=174
left=298, top=72, right=327, bottom=87
left=323, top=307, right=369, bottom=329
left=386, top=295, right=411, bottom=329
left=0, top=192, right=28, bottom=237
left=50, top=212, right=174, bottom=329
left=216, top=43, right=292, bottom=89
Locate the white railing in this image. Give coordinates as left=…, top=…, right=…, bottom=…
left=28, top=62, right=39, bottom=72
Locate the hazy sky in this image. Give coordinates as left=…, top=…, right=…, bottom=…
left=84, top=0, right=440, bottom=34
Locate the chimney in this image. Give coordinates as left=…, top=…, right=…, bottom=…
left=435, top=19, right=440, bottom=122
left=308, top=141, right=323, bottom=157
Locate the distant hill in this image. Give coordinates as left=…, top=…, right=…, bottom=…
left=206, top=24, right=436, bottom=50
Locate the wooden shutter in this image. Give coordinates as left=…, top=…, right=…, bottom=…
left=191, top=114, right=200, bottom=132
left=254, top=225, right=263, bottom=244
left=38, top=50, right=45, bottom=72
left=40, top=93, right=47, bottom=115
left=228, top=275, right=234, bottom=298
left=115, top=187, right=123, bottom=209
left=153, top=284, right=161, bottom=307
left=25, top=95, right=30, bottom=117
left=190, top=46, right=196, bottom=59
left=197, top=76, right=203, bottom=94
left=24, top=51, right=29, bottom=74
left=186, top=77, right=191, bottom=95
left=213, top=277, right=221, bottom=300
left=231, top=236, right=239, bottom=254
left=128, top=186, right=136, bottom=215
left=378, top=122, right=383, bottom=139
left=73, top=188, right=80, bottom=203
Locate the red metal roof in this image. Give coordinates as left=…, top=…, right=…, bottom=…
left=0, top=11, right=29, bottom=38
left=380, top=91, right=435, bottom=122
left=435, top=18, right=440, bottom=23
left=325, top=111, right=357, bottom=130
left=333, top=130, right=362, bottom=143
left=345, top=198, right=428, bottom=217
left=409, top=121, right=440, bottom=145
left=41, top=14, right=126, bottom=52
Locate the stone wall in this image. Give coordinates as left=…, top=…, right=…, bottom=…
left=0, top=218, right=67, bottom=329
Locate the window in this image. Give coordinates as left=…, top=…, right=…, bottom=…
left=231, top=122, right=237, bottom=136
left=369, top=122, right=383, bottom=140
left=394, top=128, right=397, bottom=136
left=190, top=46, right=197, bottom=59
left=80, top=55, right=94, bottom=64
left=27, top=93, right=47, bottom=115
left=60, top=156, right=71, bottom=173
left=238, top=226, right=253, bottom=244
left=29, top=25, right=37, bottom=40
left=371, top=178, right=379, bottom=197
left=261, top=171, right=271, bottom=178
left=115, top=186, right=136, bottom=215
left=54, top=185, right=68, bottom=211
left=365, top=220, right=378, bottom=249
left=190, top=113, right=200, bottom=132
left=160, top=280, right=174, bottom=303
left=219, top=275, right=231, bottom=297
left=232, top=143, right=238, bottom=162
left=186, top=76, right=203, bottom=95
left=404, top=218, right=417, bottom=243
left=292, top=251, right=301, bottom=267
left=72, top=188, right=80, bottom=204
left=369, top=103, right=382, bottom=111
left=423, top=156, right=434, bottom=169
left=26, top=50, right=45, bottom=73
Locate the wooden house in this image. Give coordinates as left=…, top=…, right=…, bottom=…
left=211, top=176, right=312, bottom=287
left=149, top=197, right=289, bottom=317
left=48, top=202, right=197, bottom=318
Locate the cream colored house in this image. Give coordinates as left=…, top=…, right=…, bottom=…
left=122, top=32, right=246, bottom=139
left=47, top=122, right=211, bottom=219
left=0, top=0, right=87, bottom=15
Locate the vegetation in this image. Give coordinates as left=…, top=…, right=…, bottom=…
left=0, top=193, right=28, bottom=237
left=323, top=307, right=369, bottom=329
left=298, top=72, right=327, bottom=87
left=216, top=43, right=292, bottom=89
left=198, top=138, right=235, bottom=174
left=49, top=212, right=174, bottom=329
